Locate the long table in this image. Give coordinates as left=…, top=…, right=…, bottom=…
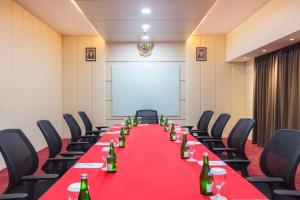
left=40, top=124, right=267, bottom=199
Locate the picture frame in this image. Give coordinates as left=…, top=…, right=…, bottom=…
left=85, top=47, right=96, bottom=61
left=196, top=47, right=207, bottom=61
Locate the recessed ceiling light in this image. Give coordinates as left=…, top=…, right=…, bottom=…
left=243, top=56, right=248, bottom=59
left=142, top=34, right=150, bottom=40
left=141, top=8, right=151, bottom=14
left=262, top=49, right=267, bottom=52
left=142, top=24, right=150, bottom=32
left=290, top=38, right=295, bottom=41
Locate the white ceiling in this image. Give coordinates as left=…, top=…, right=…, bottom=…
left=75, top=0, right=216, bottom=42
left=16, top=0, right=96, bottom=35
left=16, top=0, right=271, bottom=42
left=195, top=0, right=270, bottom=34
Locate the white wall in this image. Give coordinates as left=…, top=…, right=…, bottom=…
left=226, top=0, right=300, bottom=61
left=0, top=0, right=63, bottom=169
left=105, top=43, right=186, bottom=125
left=63, top=37, right=252, bottom=138
left=62, top=36, right=106, bottom=136
left=186, top=35, right=250, bottom=137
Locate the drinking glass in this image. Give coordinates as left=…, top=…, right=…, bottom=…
left=210, top=168, right=227, bottom=200
left=187, top=148, right=196, bottom=162
left=137, top=117, right=142, bottom=124
left=175, top=132, right=181, bottom=143
left=101, top=155, right=107, bottom=171
left=67, top=182, right=80, bottom=200
left=114, top=138, right=119, bottom=147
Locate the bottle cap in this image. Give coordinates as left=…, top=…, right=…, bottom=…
left=81, top=173, right=88, bottom=179
left=203, top=152, right=208, bottom=156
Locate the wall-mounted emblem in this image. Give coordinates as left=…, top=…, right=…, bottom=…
left=137, top=42, right=154, bottom=57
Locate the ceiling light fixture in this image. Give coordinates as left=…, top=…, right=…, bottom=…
left=262, top=49, right=267, bottom=52
left=141, top=8, right=151, bottom=14
left=290, top=38, right=295, bottom=41
left=243, top=56, right=248, bottom=59
left=142, top=24, right=150, bottom=32
left=142, top=34, right=150, bottom=40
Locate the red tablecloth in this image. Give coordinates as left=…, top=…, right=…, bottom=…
left=40, top=124, right=267, bottom=200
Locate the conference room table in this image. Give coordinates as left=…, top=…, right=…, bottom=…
left=40, top=124, right=267, bottom=200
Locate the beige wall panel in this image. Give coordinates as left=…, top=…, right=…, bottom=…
left=230, top=63, right=247, bottom=136
left=0, top=0, right=63, bottom=169
left=185, top=36, right=201, bottom=126
left=106, top=82, right=112, bottom=100
left=0, top=0, right=13, bottom=128
left=76, top=37, right=92, bottom=128
left=215, top=36, right=232, bottom=136
left=200, top=36, right=216, bottom=127
left=91, top=36, right=106, bottom=126
left=62, top=36, right=77, bottom=138
left=179, top=81, right=185, bottom=100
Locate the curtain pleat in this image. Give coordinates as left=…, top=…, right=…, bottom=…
left=253, top=43, right=300, bottom=146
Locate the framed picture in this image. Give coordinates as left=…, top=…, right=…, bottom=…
left=85, top=47, right=96, bottom=61
left=196, top=47, right=207, bottom=61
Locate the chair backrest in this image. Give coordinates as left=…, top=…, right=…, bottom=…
left=210, top=114, right=230, bottom=139
left=63, top=113, right=82, bottom=142
left=196, top=110, right=214, bottom=130
left=78, top=111, right=93, bottom=133
left=0, top=129, right=39, bottom=193
left=37, top=120, right=62, bottom=158
left=260, top=129, right=300, bottom=189
left=227, top=118, right=255, bottom=159
left=136, top=109, right=158, bottom=124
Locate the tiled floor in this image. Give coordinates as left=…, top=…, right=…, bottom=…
left=0, top=139, right=299, bottom=193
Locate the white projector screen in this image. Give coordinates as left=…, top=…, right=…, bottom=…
left=112, top=63, right=180, bottom=116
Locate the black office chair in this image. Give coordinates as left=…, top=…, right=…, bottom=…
left=37, top=120, right=85, bottom=176
left=78, top=111, right=108, bottom=136
left=203, top=118, right=255, bottom=177
left=63, top=114, right=99, bottom=151
left=0, top=193, right=28, bottom=200
left=245, top=129, right=300, bottom=200
left=135, top=110, right=158, bottom=124
left=0, top=129, right=58, bottom=200
left=182, top=110, right=214, bottom=136
left=194, top=113, right=230, bottom=148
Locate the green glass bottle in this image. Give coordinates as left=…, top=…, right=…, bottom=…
left=169, top=123, right=176, bottom=141
left=119, top=127, right=126, bottom=148
left=78, top=173, right=91, bottom=200
left=159, top=114, right=164, bottom=126
left=133, top=115, right=138, bottom=127
left=200, top=152, right=212, bottom=195
left=107, top=141, right=117, bottom=173
left=180, top=133, right=189, bottom=159
left=164, top=117, right=169, bottom=132
left=125, top=118, right=131, bottom=130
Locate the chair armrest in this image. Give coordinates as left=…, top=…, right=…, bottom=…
left=190, top=129, right=207, bottom=133
left=95, top=126, right=109, bottom=130
left=47, top=157, right=78, bottom=162
left=181, top=126, right=194, bottom=130
left=86, top=130, right=105, bottom=135
left=21, top=174, right=58, bottom=181
left=60, top=151, right=84, bottom=157
left=0, top=194, right=28, bottom=200
left=68, top=142, right=90, bottom=145
left=213, top=147, right=237, bottom=152
left=80, top=135, right=98, bottom=139
left=223, top=159, right=251, bottom=164
left=274, top=190, right=300, bottom=197
left=195, top=136, right=211, bottom=139
left=246, top=177, right=284, bottom=184
left=202, top=138, right=222, bottom=142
